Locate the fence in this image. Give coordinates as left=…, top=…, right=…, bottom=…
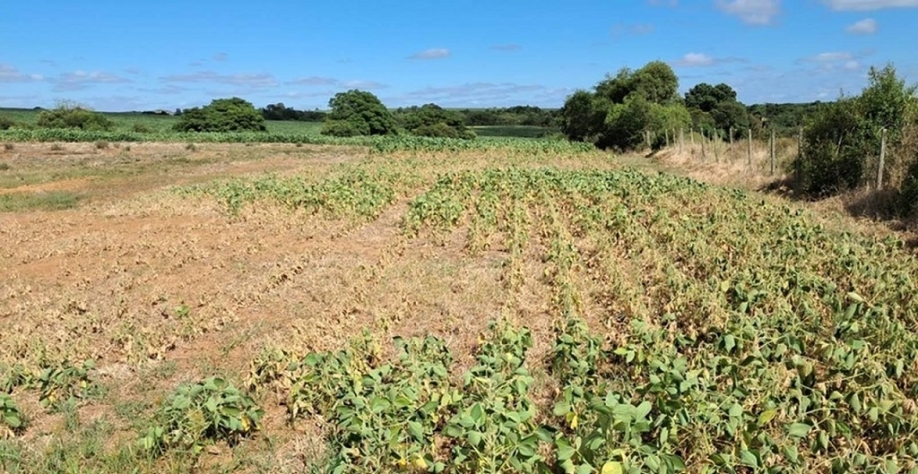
left=656, top=126, right=892, bottom=191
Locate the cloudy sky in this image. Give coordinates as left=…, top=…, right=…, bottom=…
left=1, top=0, right=916, bottom=111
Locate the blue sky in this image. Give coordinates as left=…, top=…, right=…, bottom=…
left=1, top=0, right=916, bottom=111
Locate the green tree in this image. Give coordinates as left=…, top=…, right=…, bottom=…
left=561, top=61, right=690, bottom=151
left=173, top=97, right=267, bottom=132
left=684, top=83, right=737, bottom=112
left=37, top=104, right=115, bottom=131
left=559, top=90, right=604, bottom=142
left=859, top=64, right=917, bottom=143
left=630, top=61, right=680, bottom=105
left=711, top=100, right=751, bottom=139
left=322, top=90, right=398, bottom=137
left=397, top=104, right=475, bottom=139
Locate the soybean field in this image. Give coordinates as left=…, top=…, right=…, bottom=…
left=0, top=140, right=917, bottom=474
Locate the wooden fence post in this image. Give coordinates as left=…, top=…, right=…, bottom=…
left=796, top=127, right=804, bottom=191
left=700, top=129, right=706, bottom=161
left=747, top=128, right=753, bottom=167
left=690, top=127, right=695, bottom=147
left=878, top=127, right=887, bottom=190
left=729, top=127, right=734, bottom=147
left=679, top=128, right=684, bottom=153
left=770, top=129, right=776, bottom=176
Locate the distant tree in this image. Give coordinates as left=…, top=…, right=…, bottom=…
left=684, top=82, right=749, bottom=139
left=173, top=97, right=267, bottom=132
left=711, top=100, right=751, bottom=139
left=0, top=117, right=15, bottom=130
left=684, top=83, right=737, bottom=112
left=397, top=104, right=475, bottom=139
left=322, top=90, right=398, bottom=137
left=37, top=104, right=115, bottom=131
left=630, top=61, right=681, bottom=104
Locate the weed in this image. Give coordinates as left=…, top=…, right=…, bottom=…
left=94, top=141, right=109, bottom=150
left=2, top=143, right=12, bottom=151
left=185, top=143, right=197, bottom=152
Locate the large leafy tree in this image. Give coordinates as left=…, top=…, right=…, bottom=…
left=322, top=90, right=398, bottom=137
left=560, top=61, right=689, bottom=151
left=173, top=97, right=267, bottom=132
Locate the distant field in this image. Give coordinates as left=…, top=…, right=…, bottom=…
left=2, top=109, right=552, bottom=140
left=472, top=125, right=558, bottom=138
left=0, top=108, right=323, bottom=135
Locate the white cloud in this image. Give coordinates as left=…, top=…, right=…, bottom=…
left=288, top=76, right=339, bottom=86
left=716, top=0, right=781, bottom=25
left=53, top=71, right=130, bottom=91
left=674, top=53, right=748, bottom=67
left=677, top=53, right=714, bottom=67
left=809, top=51, right=854, bottom=62
left=408, top=48, right=451, bottom=60
left=342, top=80, right=388, bottom=90
left=160, top=71, right=276, bottom=88
left=823, top=0, right=918, bottom=10
left=0, top=64, right=44, bottom=83
left=846, top=18, right=878, bottom=33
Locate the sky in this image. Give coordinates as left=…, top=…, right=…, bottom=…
left=1, top=0, right=916, bottom=112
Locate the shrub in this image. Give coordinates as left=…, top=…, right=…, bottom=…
left=2, top=143, right=13, bottom=151
left=173, top=97, right=267, bottom=133
left=50, top=144, right=64, bottom=152
left=0, top=117, right=15, bottom=130
left=139, top=377, right=263, bottom=455
left=901, top=158, right=918, bottom=216
left=0, top=162, right=9, bottom=171
left=37, top=105, right=115, bottom=131
left=793, top=99, right=872, bottom=197
left=94, top=141, right=109, bottom=150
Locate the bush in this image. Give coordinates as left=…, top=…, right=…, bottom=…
left=794, top=99, right=871, bottom=197
left=0, top=117, right=15, bottom=130
left=37, top=105, right=115, bottom=131
left=94, top=141, right=109, bottom=150
left=173, top=97, right=267, bottom=133
left=321, top=90, right=398, bottom=137
left=901, top=158, right=918, bottom=216
left=3, top=143, right=13, bottom=151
